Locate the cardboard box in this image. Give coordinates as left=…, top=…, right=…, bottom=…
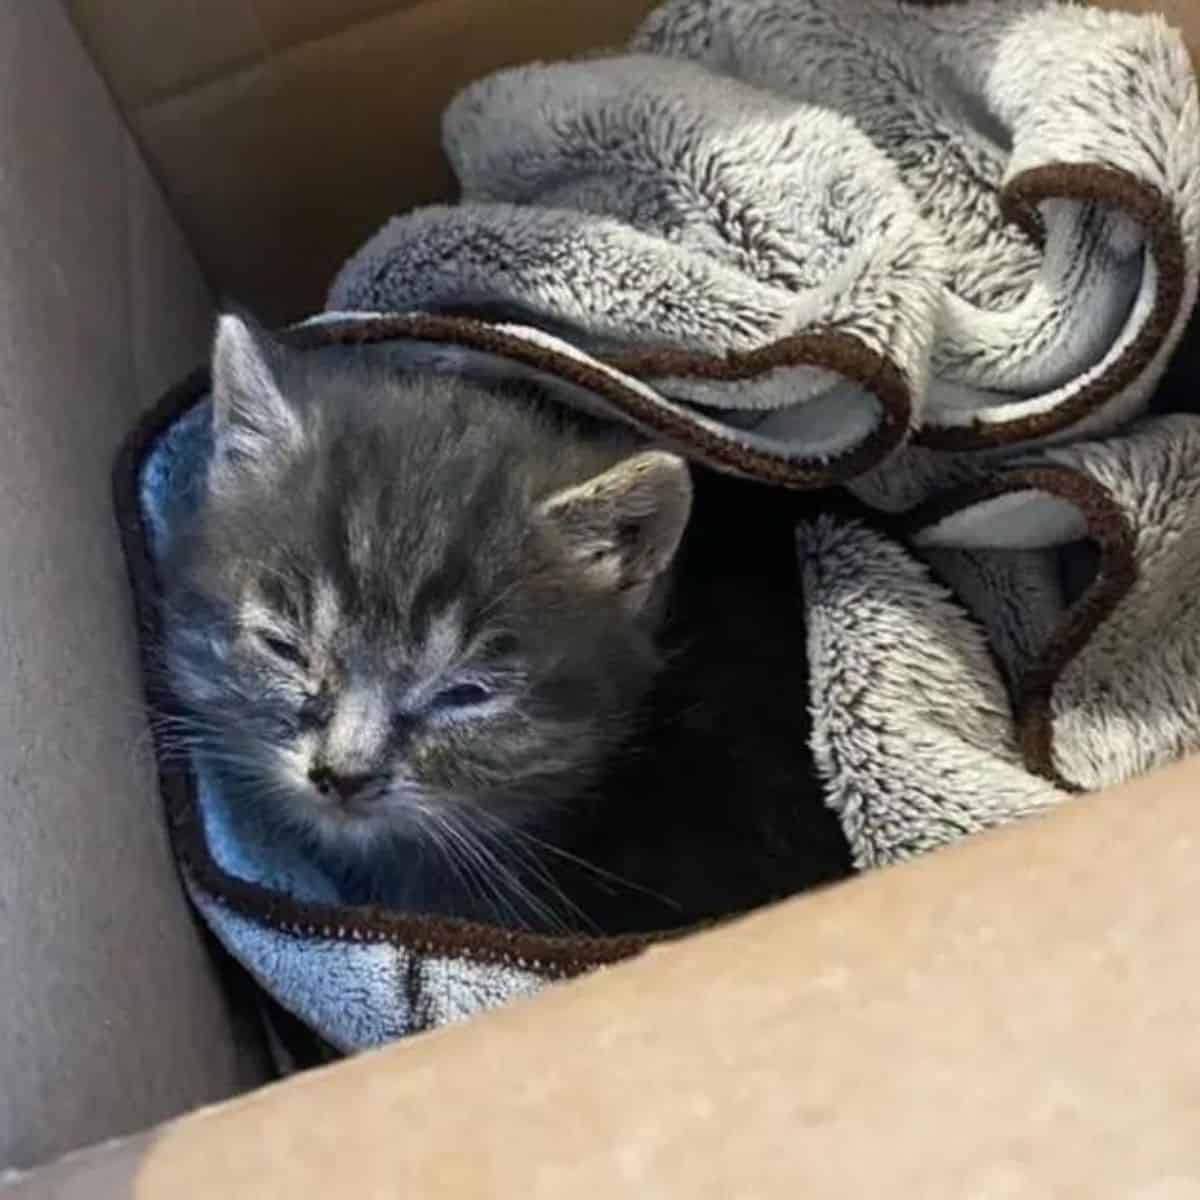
left=11, top=755, right=1200, bottom=1198
left=10, top=2, right=1196, bottom=1194
left=67, top=0, right=659, bottom=321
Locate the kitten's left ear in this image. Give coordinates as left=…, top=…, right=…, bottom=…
left=537, top=451, right=693, bottom=613
left=209, top=313, right=302, bottom=491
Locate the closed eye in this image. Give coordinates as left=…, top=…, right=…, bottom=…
left=431, top=682, right=492, bottom=710
left=255, top=631, right=308, bottom=669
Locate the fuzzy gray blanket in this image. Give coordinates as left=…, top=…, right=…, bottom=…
left=332, top=0, right=1200, bottom=490
left=121, top=0, right=1200, bottom=1058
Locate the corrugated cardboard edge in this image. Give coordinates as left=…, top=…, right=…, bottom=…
left=7, top=753, right=1200, bottom=1199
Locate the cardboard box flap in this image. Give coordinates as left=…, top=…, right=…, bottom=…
left=67, top=0, right=427, bottom=109
left=8, top=757, right=1200, bottom=1198
left=68, top=0, right=659, bottom=320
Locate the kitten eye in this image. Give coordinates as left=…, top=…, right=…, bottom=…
left=432, top=682, right=492, bottom=710
left=255, top=631, right=307, bottom=669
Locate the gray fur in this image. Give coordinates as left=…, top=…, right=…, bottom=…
left=162, top=316, right=692, bottom=909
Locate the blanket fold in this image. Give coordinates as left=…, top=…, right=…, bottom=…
left=331, top=0, right=1200, bottom=485
left=909, top=415, right=1200, bottom=791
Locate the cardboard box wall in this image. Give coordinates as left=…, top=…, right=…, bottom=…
left=67, top=0, right=661, bottom=322
left=12, top=3, right=1195, bottom=1195
left=67, top=0, right=1198, bottom=324
left=9, top=755, right=1200, bottom=1198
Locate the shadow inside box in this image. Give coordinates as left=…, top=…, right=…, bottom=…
left=1151, top=302, right=1200, bottom=416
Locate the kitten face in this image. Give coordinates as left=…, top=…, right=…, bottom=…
left=162, top=316, right=692, bottom=859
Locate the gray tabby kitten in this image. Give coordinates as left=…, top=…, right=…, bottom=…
left=162, top=316, right=695, bottom=927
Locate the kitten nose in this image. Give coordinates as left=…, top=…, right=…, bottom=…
left=308, top=765, right=380, bottom=804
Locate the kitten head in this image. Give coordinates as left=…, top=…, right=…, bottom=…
left=162, top=315, right=692, bottom=856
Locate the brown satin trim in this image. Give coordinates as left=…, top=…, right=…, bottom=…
left=905, top=466, right=1139, bottom=790
left=328, top=171, right=1184, bottom=471
left=333, top=0, right=1185, bottom=467
left=285, top=315, right=912, bottom=489
left=919, top=167, right=1187, bottom=451
left=112, top=333, right=719, bottom=980
left=413, top=182, right=1179, bottom=462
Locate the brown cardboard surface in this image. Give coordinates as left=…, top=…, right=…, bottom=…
left=67, top=0, right=427, bottom=107
left=68, top=0, right=659, bottom=321
left=9, top=755, right=1200, bottom=1198
left=0, top=6, right=1189, bottom=1190
left=66, top=0, right=1199, bottom=323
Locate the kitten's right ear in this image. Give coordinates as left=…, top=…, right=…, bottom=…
left=209, top=313, right=301, bottom=491
left=537, top=450, right=693, bottom=614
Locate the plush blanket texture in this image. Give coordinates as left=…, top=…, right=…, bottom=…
left=118, top=0, right=1200, bottom=1055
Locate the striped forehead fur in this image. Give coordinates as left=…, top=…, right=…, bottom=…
left=159, top=320, right=692, bottom=926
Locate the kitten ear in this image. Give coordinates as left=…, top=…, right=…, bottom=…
left=209, top=313, right=301, bottom=490
left=537, top=451, right=693, bottom=612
